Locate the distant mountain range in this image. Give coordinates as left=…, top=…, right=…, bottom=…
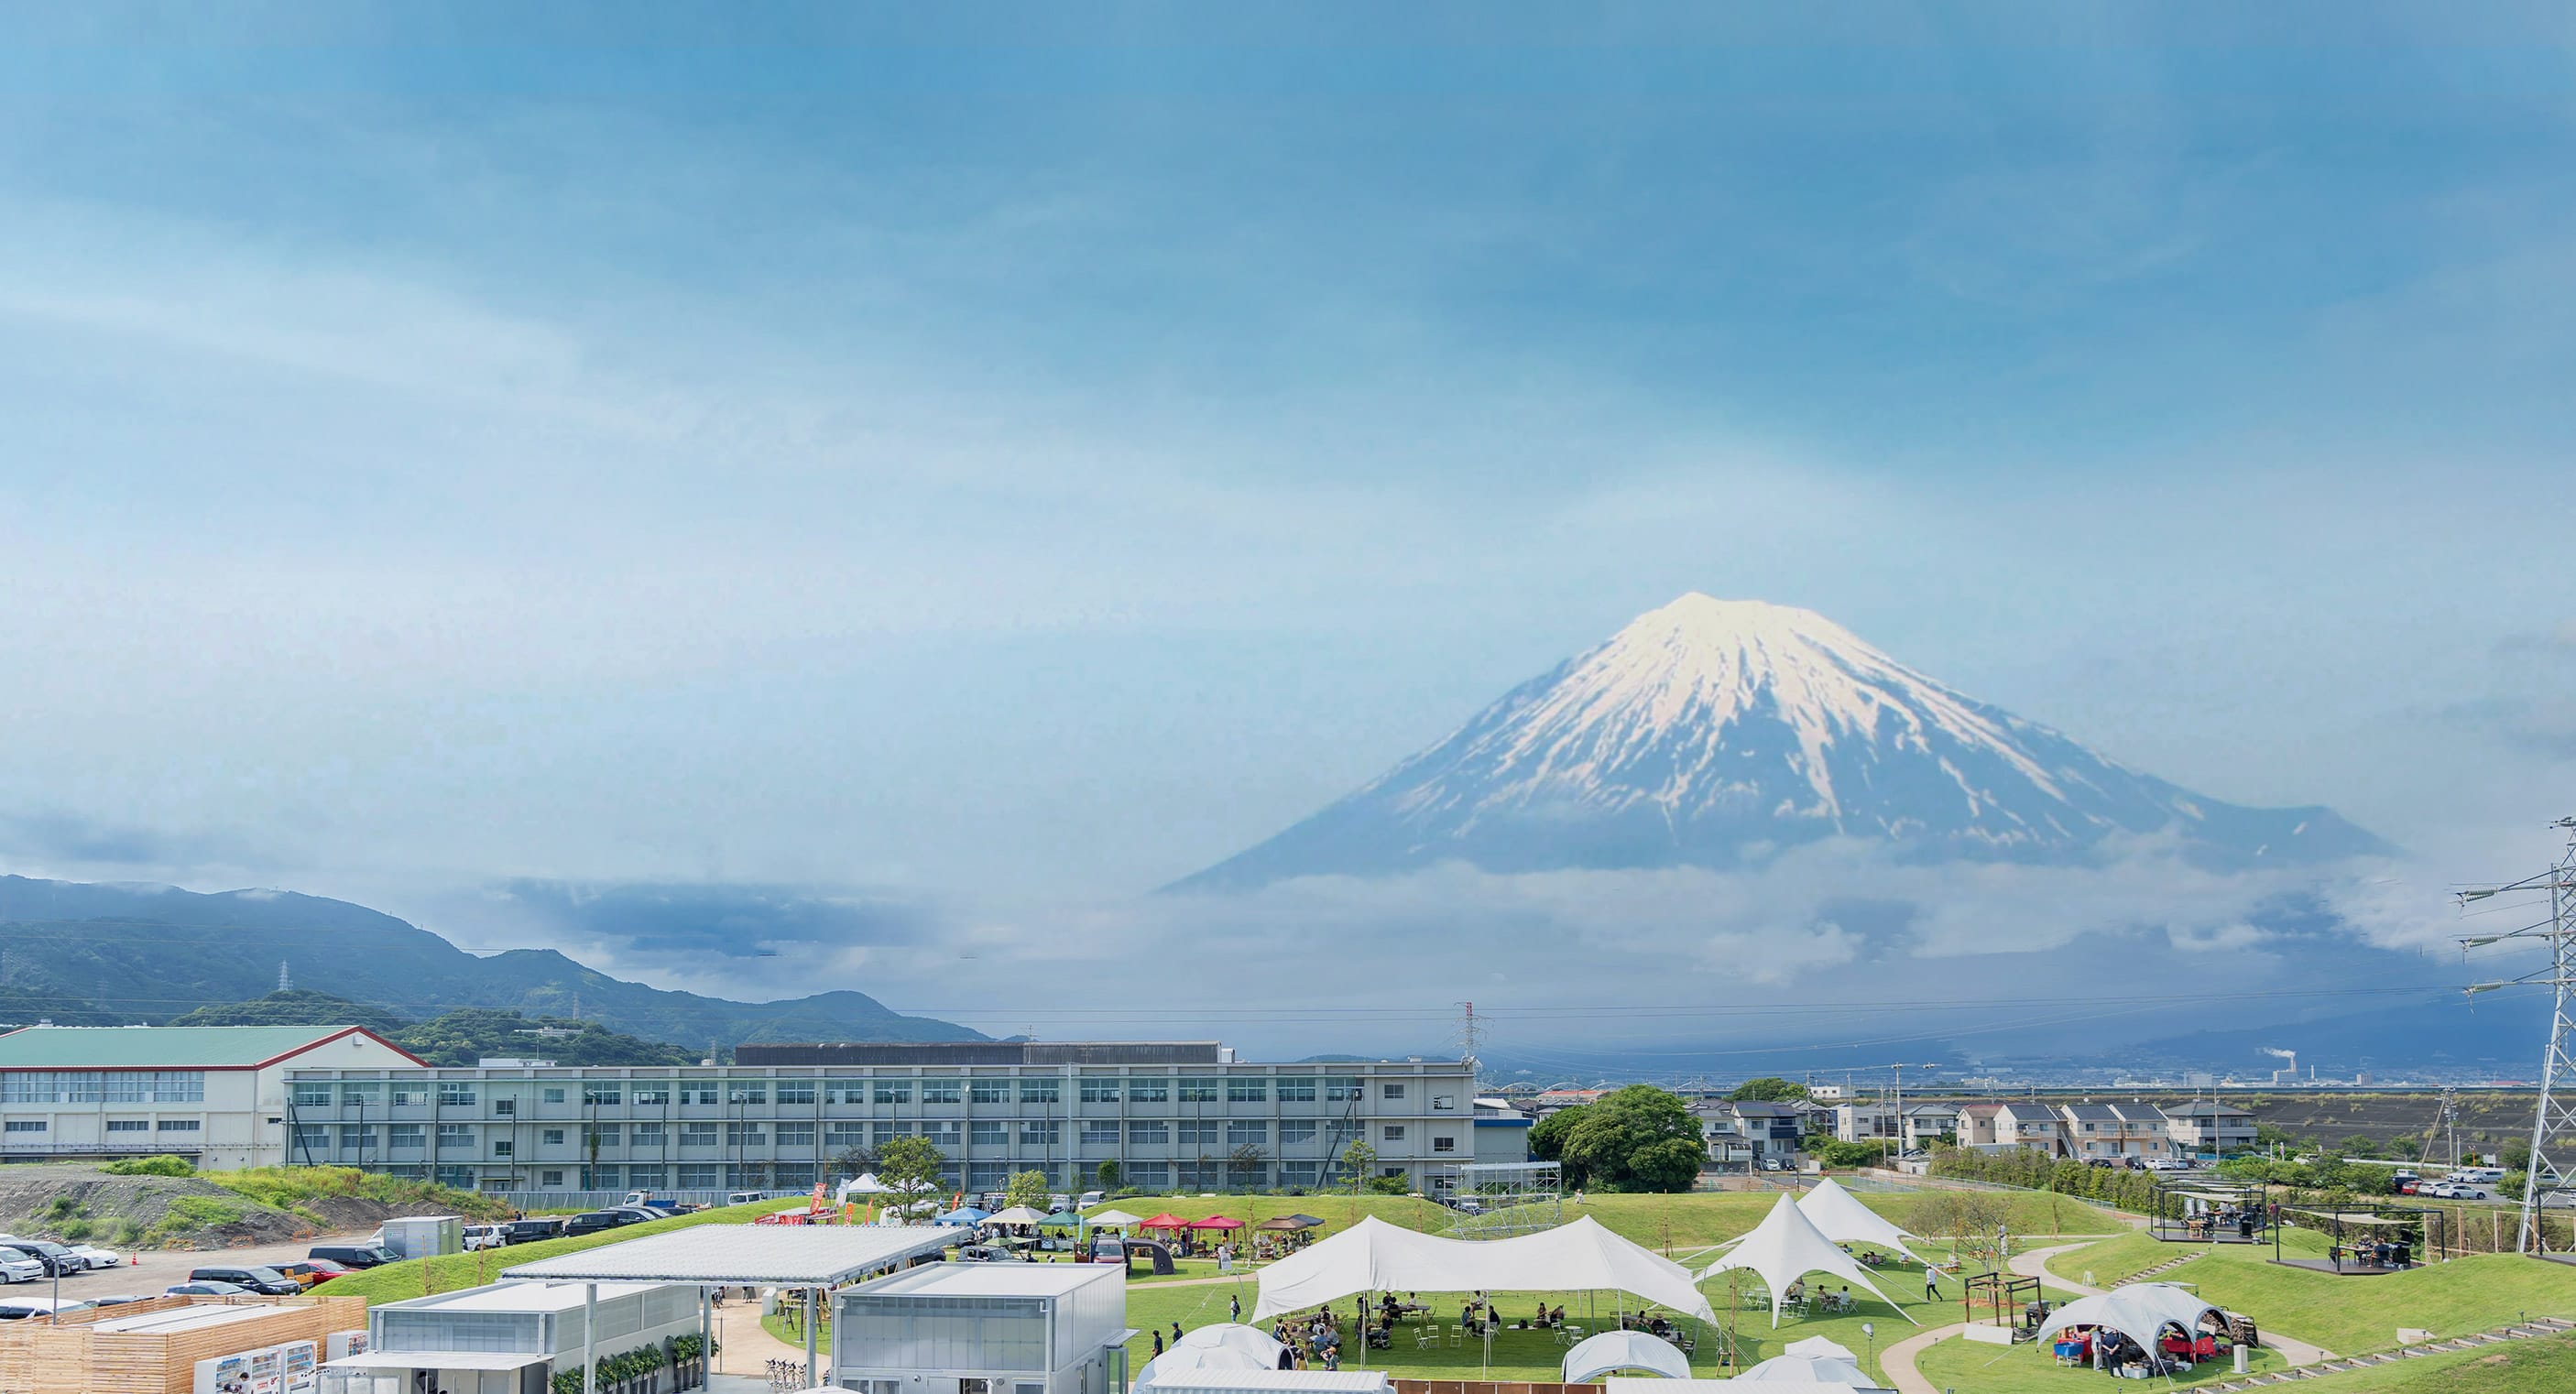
left=0, top=876, right=981, bottom=1052
left=1179, top=594, right=2390, bottom=888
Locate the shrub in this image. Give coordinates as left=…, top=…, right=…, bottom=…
left=101, top=1155, right=195, bottom=1177
left=55, top=1218, right=94, bottom=1241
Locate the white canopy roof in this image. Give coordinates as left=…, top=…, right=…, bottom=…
left=500, top=1224, right=952, bottom=1285
left=1732, top=1352, right=1875, bottom=1386
left=1134, top=1326, right=1290, bottom=1394
left=2034, top=1283, right=2221, bottom=1345
left=1697, top=1195, right=1913, bottom=1329
left=1782, top=1338, right=1856, bottom=1362
left=836, top=1172, right=894, bottom=1197
left=1251, top=1215, right=1714, bottom=1323
left=1785, top=1181, right=1927, bottom=1265
left=1562, top=1330, right=1692, bottom=1382
left=1140, top=1375, right=1387, bottom=1394
left=1091, top=1208, right=1147, bottom=1227
left=984, top=1205, right=1050, bottom=1225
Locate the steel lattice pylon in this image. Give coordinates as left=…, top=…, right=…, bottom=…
left=2461, top=817, right=2576, bottom=1254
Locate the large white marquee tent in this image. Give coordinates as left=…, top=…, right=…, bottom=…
left=1697, top=1194, right=1913, bottom=1329
left=1250, top=1215, right=1715, bottom=1323
left=1134, top=1324, right=1292, bottom=1394
left=1783, top=1180, right=1928, bottom=1265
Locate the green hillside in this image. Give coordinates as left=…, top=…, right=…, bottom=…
left=0, top=875, right=979, bottom=1051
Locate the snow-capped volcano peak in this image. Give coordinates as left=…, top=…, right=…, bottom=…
left=1173, top=594, right=2385, bottom=888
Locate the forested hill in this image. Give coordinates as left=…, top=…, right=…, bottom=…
left=0, top=876, right=981, bottom=1052
left=161, top=991, right=706, bottom=1066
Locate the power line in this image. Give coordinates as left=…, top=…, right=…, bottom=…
left=2458, top=814, right=2576, bottom=1254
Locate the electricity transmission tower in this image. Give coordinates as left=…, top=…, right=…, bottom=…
left=2460, top=816, right=2576, bottom=1254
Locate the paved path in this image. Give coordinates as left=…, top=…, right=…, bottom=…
left=1880, top=1322, right=1968, bottom=1394
left=713, top=1301, right=819, bottom=1379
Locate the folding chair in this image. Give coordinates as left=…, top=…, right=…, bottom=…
left=1447, top=1325, right=1463, bottom=1347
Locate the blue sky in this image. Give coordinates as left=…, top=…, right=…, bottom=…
left=3, top=5, right=2573, bottom=1047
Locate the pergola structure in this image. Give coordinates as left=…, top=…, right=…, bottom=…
left=2271, top=1205, right=2448, bottom=1274
left=501, top=1225, right=955, bottom=1392
left=2148, top=1178, right=2274, bottom=1245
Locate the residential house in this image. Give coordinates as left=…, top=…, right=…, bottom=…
left=1833, top=1103, right=1900, bottom=1144
left=2060, top=1102, right=2175, bottom=1162
left=1901, top=1102, right=1961, bottom=1150
left=1982, top=1101, right=2068, bottom=1157
left=2162, top=1100, right=2256, bottom=1156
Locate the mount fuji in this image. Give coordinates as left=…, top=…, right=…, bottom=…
left=1176, top=594, right=2389, bottom=888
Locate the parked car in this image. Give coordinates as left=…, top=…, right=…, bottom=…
left=724, top=1192, right=767, bottom=1207
left=564, top=1210, right=650, bottom=1237
left=621, top=1193, right=701, bottom=1214
left=462, top=1225, right=508, bottom=1252
left=88, top=1294, right=148, bottom=1307
left=502, top=1218, right=567, bottom=1245
left=65, top=1244, right=124, bottom=1271
left=1087, top=1238, right=1126, bottom=1264
left=0, top=1241, right=81, bottom=1278
left=187, top=1266, right=301, bottom=1296
left=1076, top=1191, right=1106, bottom=1209
left=307, top=1245, right=400, bottom=1270
left=164, top=1282, right=249, bottom=1297
left=274, top=1259, right=352, bottom=1289
left=0, top=1253, right=44, bottom=1285
left=0, top=1298, right=93, bottom=1321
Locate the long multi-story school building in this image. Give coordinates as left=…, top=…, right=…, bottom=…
left=278, top=1040, right=1480, bottom=1195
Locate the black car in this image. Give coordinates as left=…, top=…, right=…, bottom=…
left=0, top=1242, right=81, bottom=1278
left=564, top=1210, right=650, bottom=1237
left=188, top=1266, right=302, bottom=1296
left=307, top=1245, right=401, bottom=1270
left=502, top=1218, right=566, bottom=1245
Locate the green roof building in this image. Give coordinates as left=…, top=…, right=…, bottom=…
left=0, top=1024, right=421, bottom=1170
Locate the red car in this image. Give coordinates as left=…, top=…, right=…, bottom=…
left=274, top=1258, right=355, bottom=1289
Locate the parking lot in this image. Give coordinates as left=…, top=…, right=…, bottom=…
left=2, top=1233, right=370, bottom=1303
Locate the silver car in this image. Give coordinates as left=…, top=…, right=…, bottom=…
left=0, top=1254, right=43, bottom=1285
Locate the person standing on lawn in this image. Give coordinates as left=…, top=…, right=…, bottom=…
left=1924, top=1264, right=1941, bottom=1300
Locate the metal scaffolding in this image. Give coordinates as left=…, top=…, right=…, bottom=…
left=2460, top=817, right=2576, bottom=1254
left=1434, top=1160, right=1563, bottom=1238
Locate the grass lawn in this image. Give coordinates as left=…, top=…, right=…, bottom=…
left=1913, top=1334, right=2289, bottom=1391
left=2041, top=1234, right=2576, bottom=1356
left=310, top=1197, right=813, bottom=1302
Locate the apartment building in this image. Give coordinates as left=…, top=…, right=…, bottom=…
left=280, top=1040, right=1477, bottom=1196
left=0, top=1025, right=424, bottom=1170
left=1832, top=1103, right=1899, bottom=1144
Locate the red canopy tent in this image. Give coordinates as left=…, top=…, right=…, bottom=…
left=1191, top=1216, right=1245, bottom=1230
left=1139, top=1214, right=1194, bottom=1230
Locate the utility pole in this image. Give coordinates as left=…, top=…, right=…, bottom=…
left=2460, top=816, right=2576, bottom=1254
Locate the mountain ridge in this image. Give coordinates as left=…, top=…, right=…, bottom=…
left=1178, top=594, right=2388, bottom=888
left=0, top=875, right=983, bottom=1051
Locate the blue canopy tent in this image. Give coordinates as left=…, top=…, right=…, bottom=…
left=934, top=1206, right=991, bottom=1226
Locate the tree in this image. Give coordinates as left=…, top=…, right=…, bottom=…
left=1005, top=1169, right=1052, bottom=1211
left=834, top=1144, right=875, bottom=1181
left=1339, top=1138, right=1378, bottom=1209
left=876, top=1135, right=947, bottom=1214
left=1556, top=1086, right=1706, bottom=1193
left=1094, top=1158, right=1122, bottom=1192
left=1726, top=1077, right=1808, bottom=1104
left=1228, top=1143, right=1269, bottom=1192
left=1530, top=1106, right=1584, bottom=1163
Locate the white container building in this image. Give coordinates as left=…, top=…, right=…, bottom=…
left=832, top=1262, right=1130, bottom=1394
left=320, top=1281, right=700, bottom=1394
